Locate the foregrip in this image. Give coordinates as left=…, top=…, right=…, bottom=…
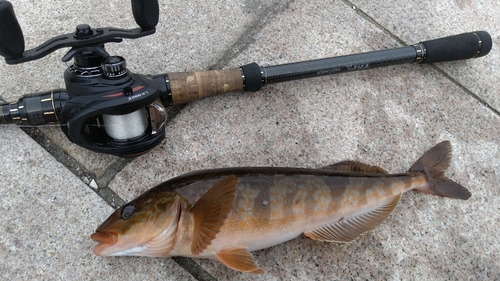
left=167, top=68, right=244, bottom=105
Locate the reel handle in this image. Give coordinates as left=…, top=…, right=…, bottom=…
left=417, top=31, right=492, bottom=64
left=0, top=0, right=159, bottom=64
left=0, top=1, right=25, bottom=60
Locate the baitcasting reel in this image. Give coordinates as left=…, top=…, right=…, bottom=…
left=0, top=0, right=167, bottom=156
left=0, top=0, right=493, bottom=157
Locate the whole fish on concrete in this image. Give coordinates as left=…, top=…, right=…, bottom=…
left=91, top=141, right=471, bottom=273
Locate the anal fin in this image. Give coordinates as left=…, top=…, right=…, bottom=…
left=190, top=176, right=238, bottom=255
left=323, top=160, right=388, bottom=174
left=215, top=247, right=263, bottom=274
left=304, top=194, right=401, bottom=242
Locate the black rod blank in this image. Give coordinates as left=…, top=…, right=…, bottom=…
left=255, top=31, right=491, bottom=86
left=261, top=46, right=417, bottom=85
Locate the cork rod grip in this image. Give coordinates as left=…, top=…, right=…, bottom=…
left=168, top=68, right=244, bottom=105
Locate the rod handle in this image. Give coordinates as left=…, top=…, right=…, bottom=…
left=418, top=31, right=492, bottom=64
left=131, top=0, right=159, bottom=29
left=0, top=0, right=25, bottom=60
left=168, top=68, right=244, bottom=105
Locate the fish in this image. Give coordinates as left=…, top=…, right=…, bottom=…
left=91, top=141, right=471, bottom=273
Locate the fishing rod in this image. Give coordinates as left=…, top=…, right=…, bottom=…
left=0, top=0, right=492, bottom=157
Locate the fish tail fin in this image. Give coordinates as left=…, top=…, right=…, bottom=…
left=409, top=141, right=471, bottom=200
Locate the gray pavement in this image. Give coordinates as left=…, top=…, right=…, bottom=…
left=0, top=0, right=499, bottom=280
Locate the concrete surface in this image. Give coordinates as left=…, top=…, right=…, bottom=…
left=0, top=0, right=498, bottom=280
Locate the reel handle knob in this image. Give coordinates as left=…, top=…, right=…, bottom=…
left=0, top=0, right=25, bottom=59
left=131, top=0, right=159, bottom=30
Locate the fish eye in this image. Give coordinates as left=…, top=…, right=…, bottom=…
left=121, top=204, right=135, bottom=219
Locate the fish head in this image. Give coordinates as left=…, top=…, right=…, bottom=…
left=91, top=190, right=183, bottom=257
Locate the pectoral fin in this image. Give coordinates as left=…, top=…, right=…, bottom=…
left=190, top=176, right=238, bottom=255
left=215, top=247, right=264, bottom=274
left=323, top=160, right=388, bottom=174
left=304, top=194, right=400, bottom=242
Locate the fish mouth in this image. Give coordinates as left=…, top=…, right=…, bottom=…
left=90, top=231, right=118, bottom=256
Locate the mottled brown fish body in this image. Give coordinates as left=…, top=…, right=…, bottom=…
left=91, top=141, right=471, bottom=273
left=169, top=169, right=427, bottom=257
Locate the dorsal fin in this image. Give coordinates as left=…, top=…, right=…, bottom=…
left=322, top=160, right=388, bottom=174
left=190, top=175, right=238, bottom=255
left=304, top=194, right=400, bottom=242
left=215, top=247, right=263, bottom=274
